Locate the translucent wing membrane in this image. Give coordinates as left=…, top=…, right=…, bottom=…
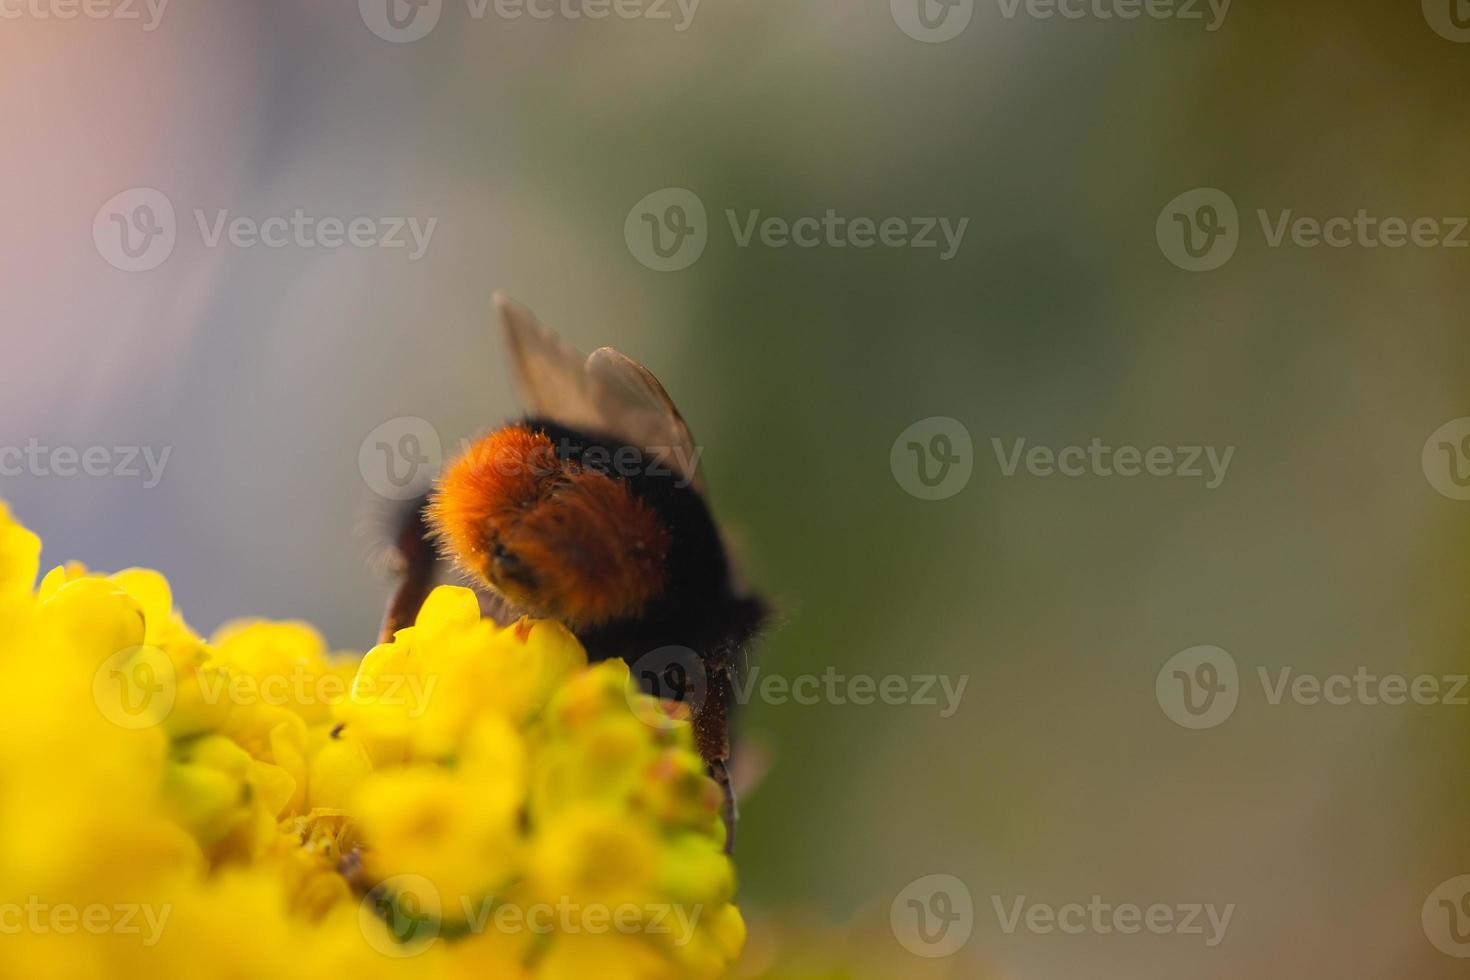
left=495, top=291, right=705, bottom=492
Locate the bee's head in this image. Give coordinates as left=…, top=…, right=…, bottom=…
left=426, top=424, right=670, bottom=630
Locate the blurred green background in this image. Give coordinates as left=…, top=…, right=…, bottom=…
left=4, top=0, right=1470, bottom=975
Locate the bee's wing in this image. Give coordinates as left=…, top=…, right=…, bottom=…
left=496, top=291, right=603, bottom=429
left=495, top=291, right=705, bottom=492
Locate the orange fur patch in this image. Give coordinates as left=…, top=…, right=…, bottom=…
left=426, top=425, right=670, bottom=629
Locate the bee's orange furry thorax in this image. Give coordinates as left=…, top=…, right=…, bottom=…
left=426, top=425, right=670, bottom=629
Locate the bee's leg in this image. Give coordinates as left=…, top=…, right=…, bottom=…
left=708, top=758, right=737, bottom=855
left=694, top=662, right=737, bottom=854
left=379, top=494, right=437, bottom=644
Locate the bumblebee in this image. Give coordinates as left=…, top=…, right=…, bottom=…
left=380, top=293, right=769, bottom=851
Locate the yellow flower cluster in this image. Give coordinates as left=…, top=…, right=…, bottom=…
left=0, top=501, right=743, bottom=980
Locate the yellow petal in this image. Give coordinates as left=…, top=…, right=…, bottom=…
left=109, top=567, right=174, bottom=646
left=414, top=585, right=483, bottom=639
left=0, top=501, right=41, bottom=601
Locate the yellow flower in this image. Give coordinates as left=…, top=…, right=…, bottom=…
left=210, top=618, right=347, bottom=726
left=0, top=504, right=745, bottom=979
left=308, top=732, right=376, bottom=810
left=0, top=500, right=40, bottom=611
left=344, top=586, right=586, bottom=765
left=351, top=750, right=524, bottom=911
left=527, top=803, right=661, bottom=911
